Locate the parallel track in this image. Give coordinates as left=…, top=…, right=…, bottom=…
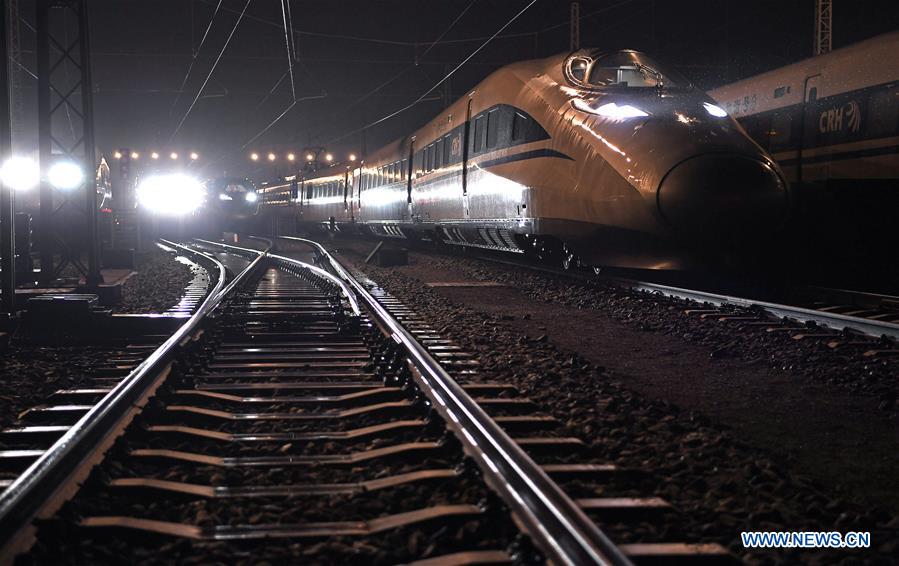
left=427, top=246, right=899, bottom=342
left=0, top=238, right=732, bottom=564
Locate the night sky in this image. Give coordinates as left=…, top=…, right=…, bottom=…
left=7, top=0, right=899, bottom=179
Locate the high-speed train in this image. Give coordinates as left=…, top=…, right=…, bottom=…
left=708, top=32, right=899, bottom=277
left=204, top=176, right=260, bottom=219
left=260, top=48, right=789, bottom=270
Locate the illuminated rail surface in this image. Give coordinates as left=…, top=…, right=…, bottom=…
left=0, top=238, right=730, bottom=565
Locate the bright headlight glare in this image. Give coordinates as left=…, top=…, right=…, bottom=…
left=48, top=161, right=84, bottom=190
left=137, top=174, right=204, bottom=216
left=1, top=156, right=40, bottom=191
left=218, top=193, right=232, bottom=201
left=573, top=99, right=649, bottom=119
left=703, top=102, right=728, bottom=117
left=244, top=191, right=258, bottom=203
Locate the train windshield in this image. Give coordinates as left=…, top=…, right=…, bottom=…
left=587, top=51, right=690, bottom=89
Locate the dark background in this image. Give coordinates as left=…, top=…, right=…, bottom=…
left=7, top=0, right=899, bottom=178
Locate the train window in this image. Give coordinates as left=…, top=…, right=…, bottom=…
left=486, top=109, right=498, bottom=149
left=473, top=115, right=484, bottom=153
left=387, top=163, right=394, bottom=182
left=426, top=145, right=434, bottom=171
left=868, top=88, right=899, bottom=138
left=586, top=51, right=689, bottom=88
left=401, top=159, right=407, bottom=180
left=512, top=112, right=526, bottom=141
left=570, top=58, right=589, bottom=81
left=435, top=139, right=443, bottom=169
left=443, top=135, right=452, bottom=164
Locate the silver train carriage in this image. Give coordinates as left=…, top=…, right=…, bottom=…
left=262, top=49, right=790, bottom=270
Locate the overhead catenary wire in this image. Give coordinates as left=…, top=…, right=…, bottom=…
left=311, top=0, right=477, bottom=139
left=170, top=0, right=253, bottom=142
left=195, top=0, right=577, bottom=48
left=169, top=0, right=224, bottom=117
left=327, top=0, right=539, bottom=145
left=279, top=0, right=296, bottom=100
left=231, top=0, right=479, bottom=160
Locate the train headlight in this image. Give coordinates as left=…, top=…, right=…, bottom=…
left=48, top=161, right=84, bottom=190
left=703, top=102, right=727, bottom=117
left=137, top=174, right=204, bottom=216
left=244, top=191, right=258, bottom=203
left=573, top=99, right=649, bottom=119
left=218, top=193, right=232, bottom=201
left=0, top=156, right=39, bottom=191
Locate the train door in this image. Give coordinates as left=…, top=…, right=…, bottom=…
left=797, top=74, right=823, bottom=184
left=298, top=179, right=305, bottom=216
left=406, top=138, right=415, bottom=219
left=343, top=169, right=351, bottom=222
left=462, top=97, right=473, bottom=218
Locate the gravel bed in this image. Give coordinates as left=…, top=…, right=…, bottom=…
left=0, top=345, right=132, bottom=439
left=116, top=249, right=200, bottom=314
left=0, top=249, right=207, bottom=442
left=19, top=279, right=523, bottom=565
left=338, top=244, right=899, bottom=564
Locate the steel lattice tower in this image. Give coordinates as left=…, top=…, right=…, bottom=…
left=814, top=0, right=833, bottom=55
left=36, top=0, right=101, bottom=286
left=570, top=1, right=580, bottom=51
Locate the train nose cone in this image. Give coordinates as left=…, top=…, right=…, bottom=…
left=657, top=154, right=788, bottom=238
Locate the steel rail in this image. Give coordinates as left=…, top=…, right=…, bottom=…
left=275, top=235, right=632, bottom=566
left=438, top=248, right=899, bottom=340
left=0, top=239, right=268, bottom=559
left=193, top=238, right=271, bottom=306
left=610, top=278, right=899, bottom=340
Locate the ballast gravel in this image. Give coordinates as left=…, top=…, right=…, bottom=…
left=337, top=243, right=899, bottom=565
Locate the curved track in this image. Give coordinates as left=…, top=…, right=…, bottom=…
left=0, top=238, right=733, bottom=565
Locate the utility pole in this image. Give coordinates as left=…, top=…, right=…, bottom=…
left=569, top=1, right=580, bottom=51
left=814, top=0, right=833, bottom=55
left=1, top=0, right=16, bottom=315
left=5, top=0, right=22, bottom=145
left=36, top=0, right=102, bottom=286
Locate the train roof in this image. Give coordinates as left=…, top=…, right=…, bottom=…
left=708, top=31, right=899, bottom=116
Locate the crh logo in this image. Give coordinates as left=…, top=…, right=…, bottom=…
left=819, top=100, right=861, bottom=133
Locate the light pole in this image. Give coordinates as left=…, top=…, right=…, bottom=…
left=1, top=0, right=16, bottom=315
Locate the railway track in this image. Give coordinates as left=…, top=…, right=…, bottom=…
left=0, top=237, right=731, bottom=564
left=420, top=245, right=899, bottom=347
left=0, top=241, right=221, bottom=488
